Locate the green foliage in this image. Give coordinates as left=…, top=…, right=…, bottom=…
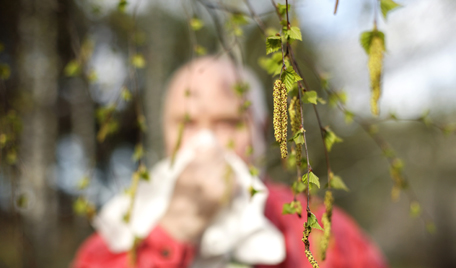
left=132, top=143, right=144, bottom=162
left=344, top=110, right=354, bottom=124
left=281, top=66, right=302, bottom=92
left=121, top=87, right=132, bottom=101
left=131, top=54, right=146, bottom=68
left=258, top=52, right=283, bottom=76
left=284, top=26, right=302, bottom=41
left=410, top=201, right=421, bottom=218
left=138, top=164, right=150, bottom=181
left=302, top=91, right=318, bottom=105
left=0, top=63, right=11, bottom=80
left=190, top=18, right=204, bottom=31
left=249, top=165, right=259, bottom=177
left=282, top=200, right=302, bottom=216
left=195, top=45, right=207, bottom=56
left=277, top=4, right=290, bottom=17
left=292, top=180, right=306, bottom=194
left=77, top=176, right=90, bottom=190
left=308, top=212, right=324, bottom=231
left=266, top=35, right=282, bottom=55
left=323, top=127, right=343, bottom=152
left=328, top=91, right=347, bottom=107
left=328, top=172, right=349, bottom=191
left=380, top=0, right=402, bottom=19
left=118, top=0, right=128, bottom=12
left=16, top=193, right=29, bottom=209
left=302, top=172, right=321, bottom=189
left=291, top=128, right=305, bottom=145
left=249, top=186, right=260, bottom=198
left=64, top=60, right=81, bottom=77
left=360, top=30, right=385, bottom=54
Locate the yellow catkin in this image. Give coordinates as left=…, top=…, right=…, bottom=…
left=273, top=80, right=283, bottom=143
left=289, top=96, right=302, bottom=163
left=368, top=36, right=384, bottom=116
left=320, top=190, right=334, bottom=260
left=305, top=250, right=320, bottom=268
left=279, top=82, right=288, bottom=158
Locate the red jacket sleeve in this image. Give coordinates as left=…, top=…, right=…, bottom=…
left=257, top=182, right=389, bottom=268
left=73, top=225, right=196, bottom=268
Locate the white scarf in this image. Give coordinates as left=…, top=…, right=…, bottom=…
left=93, top=130, right=285, bottom=266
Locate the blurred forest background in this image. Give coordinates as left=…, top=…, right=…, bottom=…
left=0, top=0, right=455, bottom=267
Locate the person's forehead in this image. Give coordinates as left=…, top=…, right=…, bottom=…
left=165, top=59, right=241, bottom=114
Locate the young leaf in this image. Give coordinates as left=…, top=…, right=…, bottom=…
left=292, top=181, right=306, bottom=194
left=302, top=172, right=320, bottom=188
left=190, top=18, right=204, bottom=31
left=249, top=185, right=260, bottom=198
left=249, top=165, right=259, bottom=177
left=121, top=87, right=132, bottom=101
left=324, top=127, right=343, bottom=152
left=77, top=176, right=90, bottom=190
left=131, top=54, right=146, bottom=68
left=277, top=4, right=290, bottom=17
left=266, top=35, right=282, bottom=55
left=132, top=143, right=144, bottom=162
left=195, top=45, right=207, bottom=56
left=64, top=60, right=81, bottom=77
left=308, top=212, right=324, bottom=231
left=138, top=164, right=150, bottom=181
left=0, top=64, right=11, bottom=80
left=286, top=26, right=302, bottom=41
left=344, top=111, right=354, bottom=124
left=291, top=129, right=305, bottom=145
left=380, top=0, right=402, bottom=19
left=281, top=66, right=302, bottom=92
left=410, top=201, right=421, bottom=218
left=302, top=91, right=318, bottom=104
left=258, top=53, right=283, bottom=75
left=329, top=172, right=349, bottom=191
left=118, top=0, right=128, bottom=12
left=282, top=201, right=302, bottom=215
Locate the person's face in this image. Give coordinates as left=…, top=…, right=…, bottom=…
left=163, top=60, right=253, bottom=163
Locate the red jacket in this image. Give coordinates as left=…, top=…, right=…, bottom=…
left=74, top=182, right=388, bottom=268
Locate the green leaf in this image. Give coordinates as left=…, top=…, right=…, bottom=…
left=131, top=54, right=146, bottom=68
left=308, top=212, right=324, bottom=231
left=233, top=82, right=250, bottom=96
left=231, top=14, right=249, bottom=25
left=249, top=185, right=260, bottom=198
left=132, top=143, right=144, bottom=162
left=290, top=128, right=304, bottom=145
left=410, top=201, right=421, bottom=218
left=266, top=35, right=282, bottom=55
left=121, top=87, right=132, bottom=101
left=360, top=30, right=385, bottom=54
left=282, top=201, right=302, bottom=215
left=292, top=181, right=306, bottom=194
left=87, top=70, right=98, bottom=83
left=324, top=127, right=343, bottom=152
left=190, top=18, right=204, bottom=31
left=277, top=4, right=290, bottom=17
left=64, top=60, right=81, bottom=77
left=118, top=0, right=128, bottom=12
left=138, top=164, right=150, bottom=181
left=329, top=172, right=349, bottom=191
left=380, top=0, right=402, bottom=19
left=302, top=172, right=320, bottom=189
left=16, top=193, right=29, bottom=208
left=344, top=111, right=354, bottom=124
left=77, top=176, right=90, bottom=190
left=285, top=26, right=302, bottom=41
left=302, top=91, right=318, bottom=104
left=258, top=53, right=283, bottom=75
left=195, top=45, right=207, bottom=56
left=280, top=66, right=302, bottom=92
left=249, top=165, right=259, bottom=177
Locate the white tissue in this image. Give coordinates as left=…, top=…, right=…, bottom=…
left=93, top=130, right=285, bottom=266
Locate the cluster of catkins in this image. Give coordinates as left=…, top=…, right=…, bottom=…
left=320, top=190, right=334, bottom=260
left=273, top=80, right=288, bottom=158
left=302, top=223, right=319, bottom=268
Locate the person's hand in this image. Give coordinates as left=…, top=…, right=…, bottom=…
left=158, top=146, right=235, bottom=244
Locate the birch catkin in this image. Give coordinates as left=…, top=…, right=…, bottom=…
left=320, top=190, right=334, bottom=260
left=289, top=96, right=302, bottom=163
left=273, top=80, right=288, bottom=158
left=369, top=35, right=384, bottom=116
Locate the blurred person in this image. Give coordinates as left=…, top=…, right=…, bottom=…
left=74, top=56, right=388, bottom=268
